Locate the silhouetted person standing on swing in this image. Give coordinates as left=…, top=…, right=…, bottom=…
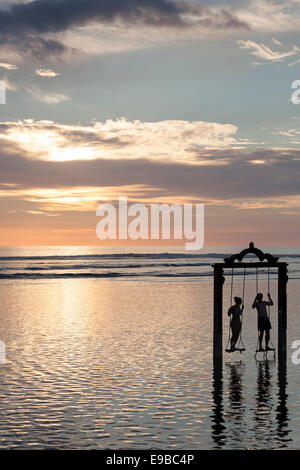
left=227, top=296, right=244, bottom=352
left=252, top=293, right=273, bottom=351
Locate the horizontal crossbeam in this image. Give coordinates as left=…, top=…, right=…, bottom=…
left=212, top=262, right=288, bottom=269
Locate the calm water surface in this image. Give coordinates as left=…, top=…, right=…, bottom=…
left=0, top=247, right=299, bottom=449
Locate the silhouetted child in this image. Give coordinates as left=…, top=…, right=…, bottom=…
left=252, top=293, right=273, bottom=351
left=227, top=296, right=244, bottom=352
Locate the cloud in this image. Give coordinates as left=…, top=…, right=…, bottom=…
left=1, top=119, right=300, bottom=222
left=0, top=34, right=68, bottom=62
left=237, top=39, right=299, bottom=63
left=237, top=0, right=300, bottom=33
left=0, top=120, right=300, bottom=207
left=271, top=128, right=300, bottom=137
left=24, top=209, right=60, bottom=216
left=0, top=118, right=243, bottom=164
left=0, top=75, right=18, bottom=91
left=1, top=147, right=300, bottom=214
left=25, top=87, right=70, bottom=104
left=0, top=0, right=247, bottom=32
left=35, top=68, right=60, bottom=78
left=0, top=61, right=18, bottom=70
left=272, top=37, right=283, bottom=46
left=0, top=0, right=186, bottom=33
left=288, top=57, right=300, bottom=66
left=0, top=0, right=248, bottom=60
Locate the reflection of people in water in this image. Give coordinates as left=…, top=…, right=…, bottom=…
left=226, top=363, right=247, bottom=445
left=227, top=363, right=244, bottom=415
left=256, top=361, right=272, bottom=409
left=253, top=361, right=274, bottom=447
left=212, top=359, right=291, bottom=448
left=227, top=296, right=244, bottom=352
left=252, top=293, right=273, bottom=351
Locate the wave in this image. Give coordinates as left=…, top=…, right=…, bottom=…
left=0, top=252, right=222, bottom=261
left=0, top=250, right=298, bottom=280
left=0, top=269, right=298, bottom=280
left=0, top=271, right=214, bottom=280
left=0, top=262, right=209, bottom=271
left=0, top=252, right=299, bottom=262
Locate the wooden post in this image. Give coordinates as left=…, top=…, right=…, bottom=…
left=278, top=264, right=288, bottom=360
left=213, top=265, right=224, bottom=366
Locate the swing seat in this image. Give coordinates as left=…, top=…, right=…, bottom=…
left=225, top=347, right=245, bottom=353
left=255, top=347, right=275, bottom=353
left=254, top=347, right=276, bottom=361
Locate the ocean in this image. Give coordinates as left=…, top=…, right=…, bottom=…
left=0, top=245, right=299, bottom=449
left=1, top=245, right=300, bottom=281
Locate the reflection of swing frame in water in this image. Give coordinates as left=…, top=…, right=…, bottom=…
left=211, top=358, right=291, bottom=448
left=212, top=242, right=288, bottom=365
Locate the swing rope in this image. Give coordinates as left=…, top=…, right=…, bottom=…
left=230, top=267, right=233, bottom=307
left=255, top=268, right=261, bottom=357
left=267, top=267, right=276, bottom=353
left=236, top=267, right=246, bottom=351
left=226, top=269, right=234, bottom=351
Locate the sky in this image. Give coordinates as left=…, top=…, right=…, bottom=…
left=0, top=0, right=300, bottom=246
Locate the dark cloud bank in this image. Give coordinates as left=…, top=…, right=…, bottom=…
left=0, top=145, right=299, bottom=200
left=0, top=0, right=248, bottom=59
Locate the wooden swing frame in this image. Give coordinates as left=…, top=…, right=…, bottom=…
left=212, top=242, right=288, bottom=365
